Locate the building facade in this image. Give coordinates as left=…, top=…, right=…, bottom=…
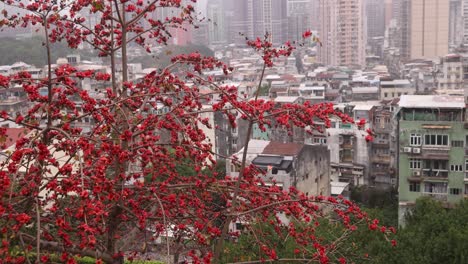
left=397, top=95, right=467, bottom=225
left=318, top=0, right=366, bottom=67
left=366, top=0, right=386, bottom=40
left=399, top=0, right=450, bottom=60
left=207, top=0, right=227, bottom=45
left=228, top=0, right=288, bottom=46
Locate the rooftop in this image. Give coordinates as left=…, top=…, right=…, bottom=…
left=380, top=79, right=411, bottom=86
left=262, top=141, right=303, bottom=156
left=352, top=86, right=379, bottom=94
left=274, top=96, right=301, bottom=104
left=399, top=95, right=465, bottom=109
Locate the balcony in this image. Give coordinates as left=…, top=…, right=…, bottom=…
left=421, top=147, right=450, bottom=160
left=422, top=169, right=449, bottom=179
left=421, top=192, right=448, bottom=202
left=371, top=155, right=391, bottom=164
left=372, top=140, right=390, bottom=148
left=372, top=125, right=392, bottom=133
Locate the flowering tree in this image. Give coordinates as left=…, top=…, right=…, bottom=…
left=0, top=0, right=393, bottom=263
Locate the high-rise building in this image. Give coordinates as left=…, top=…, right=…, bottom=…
left=207, top=0, right=226, bottom=45
left=366, top=0, right=386, bottom=39
left=462, top=0, right=468, bottom=45
left=318, top=0, right=366, bottom=67
left=310, top=0, right=320, bottom=31
left=384, top=0, right=393, bottom=29
left=449, top=0, right=463, bottom=47
left=399, top=0, right=449, bottom=60
left=287, top=0, right=311, bottom=42
left=228, top=0, right=288, bottom=46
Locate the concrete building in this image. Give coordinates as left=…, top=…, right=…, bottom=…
left=229, top=0, right=288, bottom=46
left=463, top=0, right=468, bottom=45
left=309, top=0, right=320, bottom=31
left=400, top=0, right=449, bottom=60
left=449, top=0, right=463, bottom=48
left=226, top=140, right=331, bottom=197
left=397, top=95, right=467, bottom=225
left=366, top=0, right=386, bottom=40
left=370, top=101, right=397, bottom=188
left=328, top=103, right=374, bottom=186
left=287, top=0, right=311, bottom=42
left=380, top=79, right=415, bottom=100
left=351, top=87, right=380, bottom=101
left=384, top=0, right=394, bottom=29
left=318, top=0, right=366, bottom=67
left=437, top=54, right=465, bottom=92
left=207, top=0, right=226, bottom=45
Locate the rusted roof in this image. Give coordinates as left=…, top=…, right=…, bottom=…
left=262, top=141, right=303, bottom=156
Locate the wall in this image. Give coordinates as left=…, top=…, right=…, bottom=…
left=295, top=145, right=331, bottom=196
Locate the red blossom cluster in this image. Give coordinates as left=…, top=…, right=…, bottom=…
left=0, top=1, right=395, bottom=263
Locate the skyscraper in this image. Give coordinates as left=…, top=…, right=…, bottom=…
left=399, top=0, right=449, bottom=60
left=449, top=0, right=463, bottom=47
left=228, top=0, right=288, bottom=46
left=207, top=0, right=226, bottom=45
left=287, top=0, right=311, bottom=42
left=366, top=0, right=386, bottom=39
left=462, top=0, right=468, bottom=45
left=310, top=0, right=320, bottom=31
left=318, top=0, right=366, bottom=67
left=384, top=0, right=393, bottom=29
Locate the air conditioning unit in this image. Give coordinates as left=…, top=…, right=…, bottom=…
left=413, top=171, right=421, bottom=177
left=412, top=148, right=421, bottom=154
left=403, top=147, right=412, bottom=153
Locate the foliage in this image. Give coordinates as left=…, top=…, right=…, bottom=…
left=351, top=186, right=398, bottom=227
left=258, top=84, right=270, bottom=97
left=130, top=44, right=215, bottom=69
left=381, top=198, right=468, bottom=264
left=0, top=1, right=388, bottom=264
left=0, top=36, right=94, bottom=67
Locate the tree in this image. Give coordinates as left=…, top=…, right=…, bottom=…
left=371, top=198, right=468, bottom=264
left=0, top=1, right=392, bottom=264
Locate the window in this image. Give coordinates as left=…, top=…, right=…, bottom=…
left=313, top=137, right=327, bottom=144
left=451, top=140, right=464, bottom=147
left=424, top=134, right=449, bottom=146
left=451, top=165, right=463, bottom=172
left=410, top=134, right=422, bottom=146
left=409, top=159, right=421, bottom=169
left=424, top=160, right=448, bottom=170
left=450, top=188, right=461, bottom=195
left=424, top=182, right=447, bottom=194
left=465, top=159, right=468, bottom=171
left=384, top=92, right=388, bottom=98
left=409, top=182, right=420, bottom=192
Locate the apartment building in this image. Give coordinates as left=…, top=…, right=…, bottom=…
left=436, top=54, right=465, bottom=93
left=318, top=0, right=366, bottom=67
left=226, top=140, right=331, bottom=196
left=397, top=95, right=467, bottom=224
left=380, top=79, right=415, bottom=100
left=371, top=101, right=397, bottom=188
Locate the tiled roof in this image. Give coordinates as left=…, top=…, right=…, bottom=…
left=262, top=141, right=303, bottom=156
